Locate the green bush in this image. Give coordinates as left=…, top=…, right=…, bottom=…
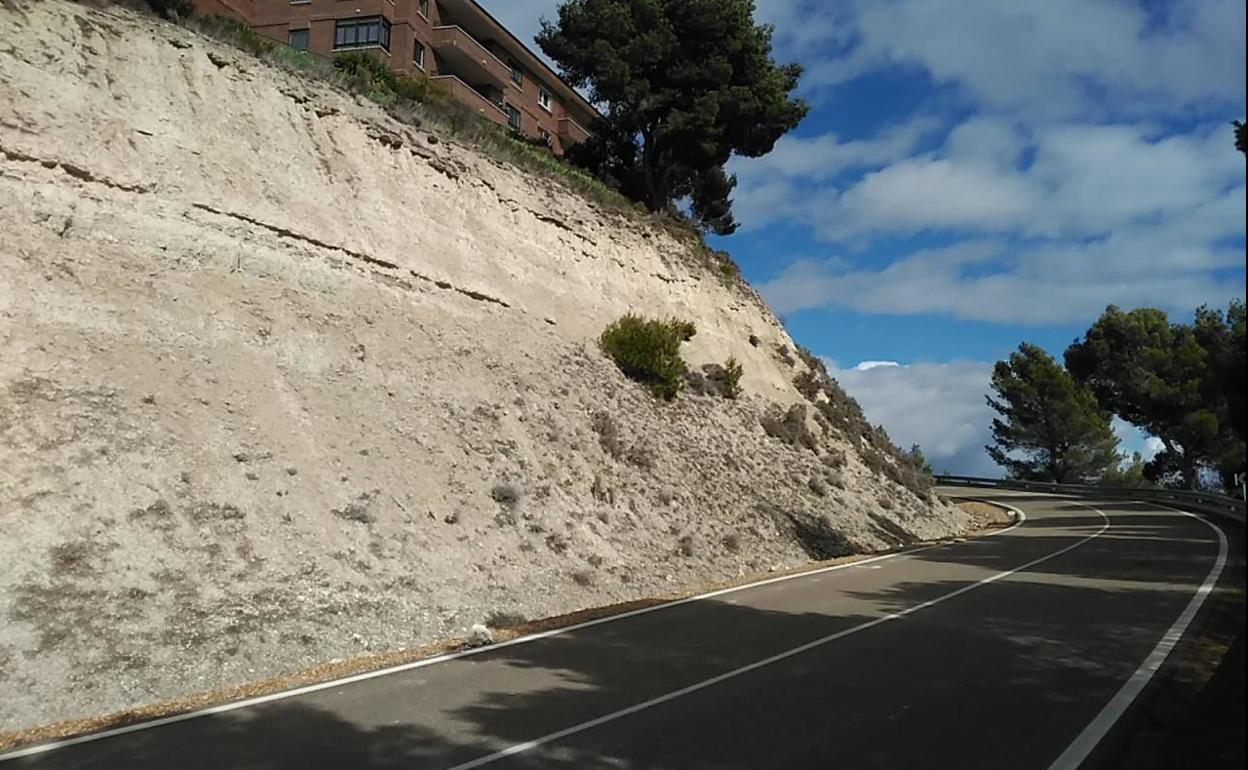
left=599, top=315, right=697, bottom=400
left=265, top=44, right=319, bottom=73
left=331, top=51, right=449, bottom=108
left=723, top=357, right=743, bottom=399
left=392, top=71, right=452, bottom=107
left=190, top=14, right=275, bottom=56
left=332, top=51, right=393, bottom=91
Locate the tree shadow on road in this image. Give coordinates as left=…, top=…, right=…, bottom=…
left=10, top=500, right=1243, bottom=770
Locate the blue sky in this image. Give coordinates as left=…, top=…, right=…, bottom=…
left=483, top=0, right=1246, bottom=475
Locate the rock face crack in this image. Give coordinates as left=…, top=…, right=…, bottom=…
left=408, top=270, right=511, bottom=308
left=532, top=212, right=574, bottom=233
left=191, top=203, right=511, bottom=309
left=0, top=145, right=154, bottom=193
left=191, top=203, right=400, bottom=270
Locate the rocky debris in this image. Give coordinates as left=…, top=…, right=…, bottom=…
left=468, top=624, right=494, bottom=647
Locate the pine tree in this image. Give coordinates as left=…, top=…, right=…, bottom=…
left=987, top=343, right=1120, bottom=483
left=537, top=0, right=808, bottom=234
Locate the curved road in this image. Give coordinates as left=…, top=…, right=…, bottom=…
left=2, top=490, right=1240, bottom=769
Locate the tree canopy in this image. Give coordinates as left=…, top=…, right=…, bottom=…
left=1101, top=452, right=1156, bottom=489
left=1064, top=305, right=1233, bottom=489
left=1194, top=301, right=1246, bottom=487
left=537, top=0, right=808, bottom=235
left=986, top=343, right=1121, bottom=483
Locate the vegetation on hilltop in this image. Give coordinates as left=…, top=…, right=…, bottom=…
left=537, top=0, right=809, bottom=235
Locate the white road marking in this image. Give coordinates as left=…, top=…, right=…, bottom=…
left=0, top=502, right=1025, bottom=762
left=441, top=501, right=1109, bottom=770
left=1047, top=502, right=1229, bottom=770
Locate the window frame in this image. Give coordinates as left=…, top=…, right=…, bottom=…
left=509, top=60, right=524, bottom=87
left=333, top=16, right=392, bottom=52
left=505, top=103, right=522, bottom=132
left=537, top=86, right=553, bottom=112
left=417, top=0, right=429, bottom=19
left=413, top=40, right=425, bottom=69
left=288, top=28, right=310, bottom=50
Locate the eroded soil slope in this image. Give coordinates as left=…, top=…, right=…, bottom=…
left=0, top=0, right=972, bottom=730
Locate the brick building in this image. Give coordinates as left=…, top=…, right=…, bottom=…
left=193, top=0, right=599, bottom=154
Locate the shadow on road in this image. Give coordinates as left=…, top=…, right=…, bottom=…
left=10, top=501, right=1244, bottom=770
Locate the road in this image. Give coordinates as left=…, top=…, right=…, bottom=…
left=2, top=490, right=1239, bottom=769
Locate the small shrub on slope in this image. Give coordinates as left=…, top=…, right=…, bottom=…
left=599, top=315, right=696, bottom=400
left=189, top=14, right=275, bottom=56
left=332, top=51, right=450, bottom=107
left=723, top=357, right=743, bottom=399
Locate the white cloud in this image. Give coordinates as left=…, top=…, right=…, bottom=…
left=854, top=360, right=902, bottom=371
left=816, top=0, right=1246, bottom=118
left=760, top=236, right=1243, bottom=324
left=826, top=359, right=1000, bottom=476
left=1112, top=419, right=1164, bottom=466
left=1142, top=437, right=1166, bottom=462
left=735, top=117, right=940, bottom=183
left=730, top=116, right=940, bottom=231
left=828, top=361, right=1168, bottom=478
left=1025, top=124, right=1245, bottom=237
left=945, top=117, right=1027, bottom=169
left=833, top=158, right=1038, bottom=236
left=812, top=121, right=1245, bottom=240
left=737, top=118, right=1246, bottom=242
left=754, top=118, right=1246, bottom=323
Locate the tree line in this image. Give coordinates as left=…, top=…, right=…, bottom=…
left=987, top=301, right=1246, bottom=491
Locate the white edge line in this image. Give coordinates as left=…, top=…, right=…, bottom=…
left=1046, top=501, right=1230, bottom=770
left=439, top=500, right=1103, bottom=770
left=0, top=503, right=1025, bottom=762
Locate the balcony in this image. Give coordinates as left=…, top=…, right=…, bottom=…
left=557, top=116, right=591, bottom=145
left=431, top=75, right=508, bottom=126
left=430, top=25, right=509, bottom=90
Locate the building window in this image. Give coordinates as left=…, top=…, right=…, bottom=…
left=288, top=28, right=309, bottom=50
left=333, top=17, right=391, bottom=51
left=505, top=104, right=522, bottom=132
left=413, top=41, right=425, bottom=69
left=537, top=86, right=553, bottom=112
left=538, top=128, right=552, bottom=147
left=509, top=60, right=524, bottom=87
left=418, top=0, right=429, bottom=17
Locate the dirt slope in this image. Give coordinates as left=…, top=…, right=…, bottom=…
left=0, top=0, right=972, bottom=731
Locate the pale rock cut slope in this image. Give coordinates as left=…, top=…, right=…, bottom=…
left=0, top=0, right=972, bottom=731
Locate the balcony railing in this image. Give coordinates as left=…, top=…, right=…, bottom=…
left=557, top=116, right=592, bottom=145
left=430, top=25, right=509, bottom=89
left=430, top=75, right=508, bottom=125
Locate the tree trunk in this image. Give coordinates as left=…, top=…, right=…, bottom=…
left=639, top=129, right=665, bottom=212
left=1182, top=454, right=1198, bottom=490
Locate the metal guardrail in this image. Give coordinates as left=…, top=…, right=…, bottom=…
left=934, top=475, right=1247, bottom=524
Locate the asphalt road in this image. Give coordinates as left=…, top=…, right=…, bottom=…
left=3, top=491, right=1238, bottom=770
